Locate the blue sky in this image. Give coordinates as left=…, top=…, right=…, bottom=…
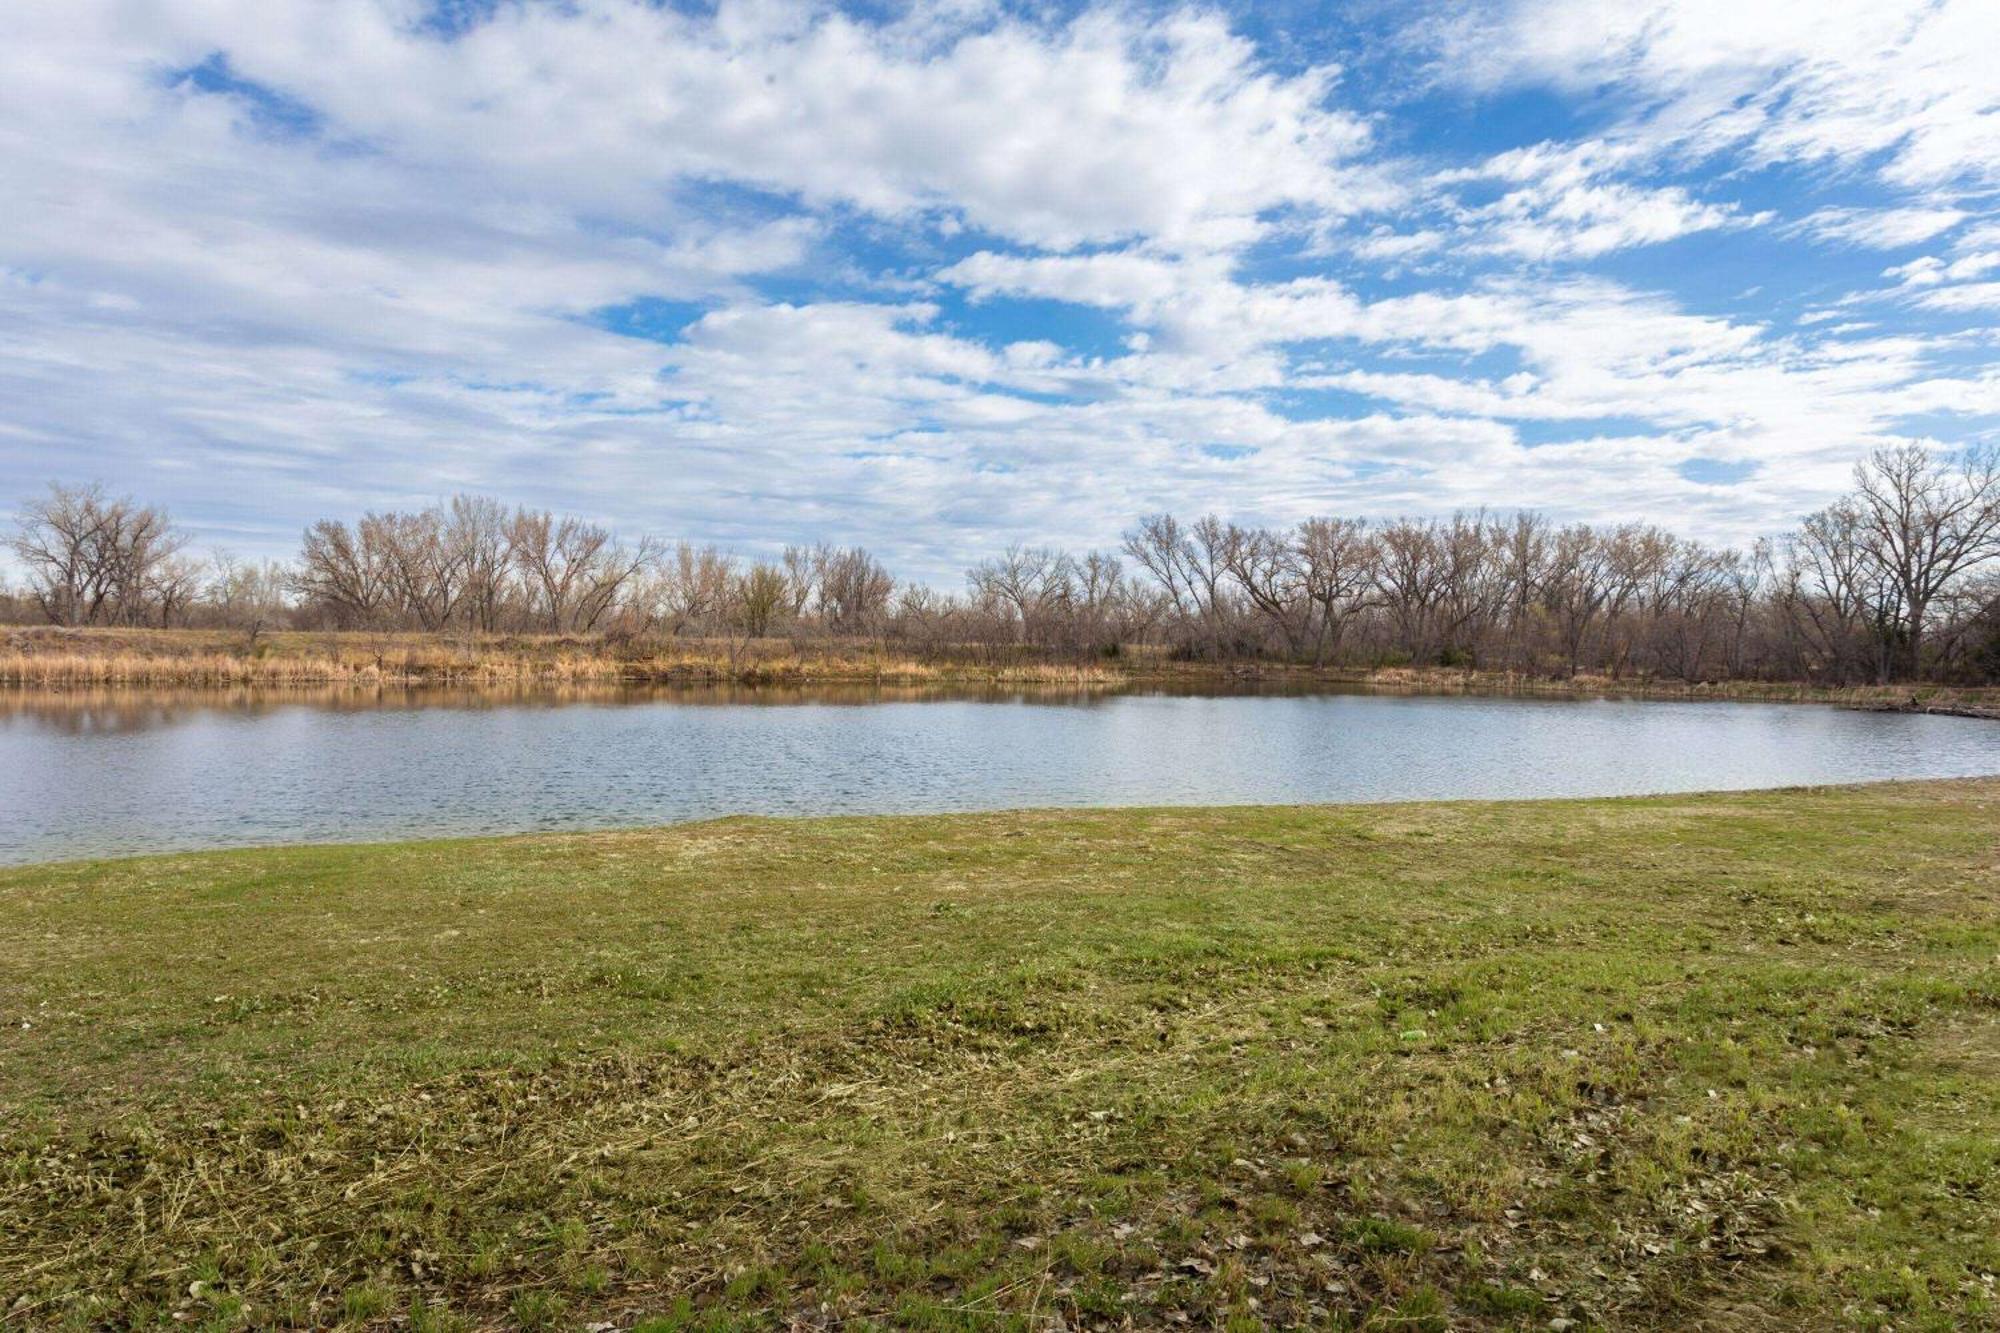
left=3, top=0, right=1997, bottom=582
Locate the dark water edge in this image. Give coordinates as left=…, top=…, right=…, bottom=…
left=4, top=683, right=1997, bottom=865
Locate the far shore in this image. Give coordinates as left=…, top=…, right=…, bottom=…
left=6, top=625, right=2000, bottom=713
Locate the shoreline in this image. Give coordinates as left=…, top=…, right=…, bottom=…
left=1849, top=697, right=2000, bottom=721
left=9, top=772, right=2000, bottom=873
left=5, top=625, right=1999, bottom=711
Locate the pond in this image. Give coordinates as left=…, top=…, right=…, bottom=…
left=2, top=684, right=1995, bottom=864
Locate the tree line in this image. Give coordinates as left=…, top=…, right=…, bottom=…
left=7, top=444, right=1999, bottom=683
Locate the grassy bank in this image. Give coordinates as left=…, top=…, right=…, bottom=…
left=4, top=784, right=1999, bottom=1330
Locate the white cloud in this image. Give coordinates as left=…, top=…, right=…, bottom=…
left=1884, top=251, right=2000, bottom=288
left=1467, top=180, right=1751, bottom=260
left=1797, top=206, right=1969, bottom=249
left=939, top=251, right=1200, bottom=318
left=1380, top=139, right=1763, bottom=262
left=1431, top=0, right=2000, bottom=189
left=1347, top=228, right=1449, bottom=262
left=37, top=2, right=1382, bottom=255
left=1912, top=282, right=2000, bottom=312
left=1, top=0, right=1996, bottom=580
left=1954, top=221, right=2000, bottom=251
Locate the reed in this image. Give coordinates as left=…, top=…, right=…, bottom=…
left=6, top=627, right=1997, bottom=705
left=0, top=636, right=1129, bottom=689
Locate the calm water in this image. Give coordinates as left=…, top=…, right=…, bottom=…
left=2, top=685, right=1995, bottom=864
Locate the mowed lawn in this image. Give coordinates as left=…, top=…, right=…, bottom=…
left=4, top=782, right=1999, bottom=1331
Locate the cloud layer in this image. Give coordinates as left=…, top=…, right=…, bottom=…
left=3, top=0, right=1997, bottom=579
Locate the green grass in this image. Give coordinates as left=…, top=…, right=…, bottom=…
left=4, top=780, right=1999, bottom=1330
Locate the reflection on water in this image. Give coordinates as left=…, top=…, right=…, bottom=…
left=3, top=683, right=1996, bottom=864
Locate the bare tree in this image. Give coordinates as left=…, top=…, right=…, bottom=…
left=293, top=517, right=392, bottom=628
left=373, top=509, right=467, bottom=631
left=736, top=562, right=789, bottom=638
left=7, top=483, right=104, bottom=626
left=967, top=545, right=1076, bottom=646
left=6, top=482, right=188, bottom=626
left=206, top=552, right=293, bottom=639
left=1122, top=515, right=1197, bottom=620
left=1373, top=518, right=1450, bottom=663
left=1773, top=503, right=1891, bottom=683
left=1295, top=517, right=1377, bottom=665
left=1643, top=539, right=1739, bottom=682
left=1071, top=550, right=1133, bottom=653
left=444, top=494, right=515, bottom=633
left=1222, top=524, right=1310, bottom=656
left=13, top=462, right=2000, bottom=683
left=101, top=495, right=189, bottom=625
left=1361, top=514, right=1505, bottom=666
left=780, top=545, right=819, bottom=620
left=645, top=543, right=736, bottom=636
left=816, top=546, right=895, bottom=635
left=1493, top=511, right=1550, bottom=667
left=894, top=585, right=964, bottom=652
left=1436, top=512, right=1506, bottom=666
left=1122, top=514, right=1235, bottom=657
left=1849, top=444, right=2000, bottom=679
left=149, top=553, right=205, bottom=628
left=508, top=509, right=659, bottom=634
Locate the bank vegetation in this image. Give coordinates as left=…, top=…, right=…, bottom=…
left=6, top=444, right=1999, bottom=689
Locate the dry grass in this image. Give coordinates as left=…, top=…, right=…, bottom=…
left=5, top=627, right=1999, bottom=711
left=4, top=782, right=1999, bottom=1330
left=1189, top=659, right=2000, bottom=709
left=0, top=628, right=1126, bottom=689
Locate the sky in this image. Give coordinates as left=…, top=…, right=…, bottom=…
left=3, top=0, right=1998, bottom=584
